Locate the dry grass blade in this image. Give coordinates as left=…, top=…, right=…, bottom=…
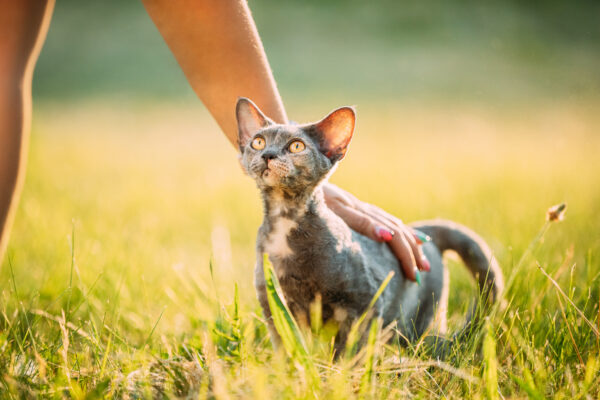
left=537, top=262, right=600, bottom=338
left=31, top=309, right=92, bottom=340
left=376, top=359, right=480, bottom=384
left=555, top=292, right=585, bottom=367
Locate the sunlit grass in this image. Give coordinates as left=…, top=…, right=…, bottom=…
left=1, top=99, right=599, bottom=397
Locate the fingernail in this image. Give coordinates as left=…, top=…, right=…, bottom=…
left=421, top=256, right=431, bottom=272
left=375, top=226, right=394, bottom=242
left=415, top=269, right=421, bottom=285
left=414, top=230, right=431, bottom=244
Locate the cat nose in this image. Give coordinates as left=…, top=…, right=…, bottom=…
left=262, top=151, right=277, bottom=162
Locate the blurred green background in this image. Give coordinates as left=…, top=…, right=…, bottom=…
left=34, top=0, right=600, bottom=104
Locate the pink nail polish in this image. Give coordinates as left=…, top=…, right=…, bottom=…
left=421, top=256, right=431, bottom=271
left=375, top=226, right=393, bottom=242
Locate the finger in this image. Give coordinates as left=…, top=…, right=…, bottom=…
left=362, top=204, right=425, bottom=277
left=358, top=209, right=399, bottom=243
left=402, top=227, right=430, bottom=272
left=332, top=201, right=419, bottom=281
left=331, top=204, right=394, bottom=242
left=412, top=229, right=432, bottom=245
left=364, top=206, right=430, bottom=271
left=388, top=231, right=418, bottom=282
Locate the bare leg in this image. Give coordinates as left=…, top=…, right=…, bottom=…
left=0, top=0, right=54, bottom=261
left=141, top=0, right=288, bottom=146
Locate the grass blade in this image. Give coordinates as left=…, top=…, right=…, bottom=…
left=509, top=371, right=545, bottom=400
left=262, top=253, right=319, bottom=389
left=482, top=322, right=499, bottom=400
left=359, top=318, right=380, bottom=397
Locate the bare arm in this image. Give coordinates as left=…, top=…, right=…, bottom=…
left=141, top=0, right=427, bottom=281
left=141, top=0, right=287, bottom=145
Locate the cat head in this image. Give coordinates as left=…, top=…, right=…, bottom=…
left=236, top=97, right=355, bottom=194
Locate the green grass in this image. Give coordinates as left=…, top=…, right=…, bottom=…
left=3, top=0, right=599, bottom=396
left=1, top=99, right=599, bottom=398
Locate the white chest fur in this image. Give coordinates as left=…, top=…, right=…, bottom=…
left=264, top=217, right=297, bottom=258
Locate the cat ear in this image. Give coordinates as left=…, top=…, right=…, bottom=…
left=236, top=97, right=273, bottom=151
left=308, top=106, right=355, bottom=162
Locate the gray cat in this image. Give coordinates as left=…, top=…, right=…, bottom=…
left=236, top=97, right=503, bottom=354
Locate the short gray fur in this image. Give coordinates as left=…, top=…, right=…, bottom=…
left=236, top=97, right=504, bottom=354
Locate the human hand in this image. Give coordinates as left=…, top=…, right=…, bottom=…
left=322, top=182, right=431, bottom=283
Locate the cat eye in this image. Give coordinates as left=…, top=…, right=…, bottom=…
left=251, top=136, right=266, bottom=150
left=289, top=140, right=305, bottom=153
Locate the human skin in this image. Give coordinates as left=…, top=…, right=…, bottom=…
left=0, top=0, right=426, bottom=280
left=141, top=0, right=428, bottom=281
left=0, top=0, right=54, bottom=260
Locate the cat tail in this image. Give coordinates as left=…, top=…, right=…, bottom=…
left=411, top=219, right=504, bottom=339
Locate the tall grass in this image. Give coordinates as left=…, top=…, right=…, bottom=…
left=1, top=101, right=599, bottom=398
